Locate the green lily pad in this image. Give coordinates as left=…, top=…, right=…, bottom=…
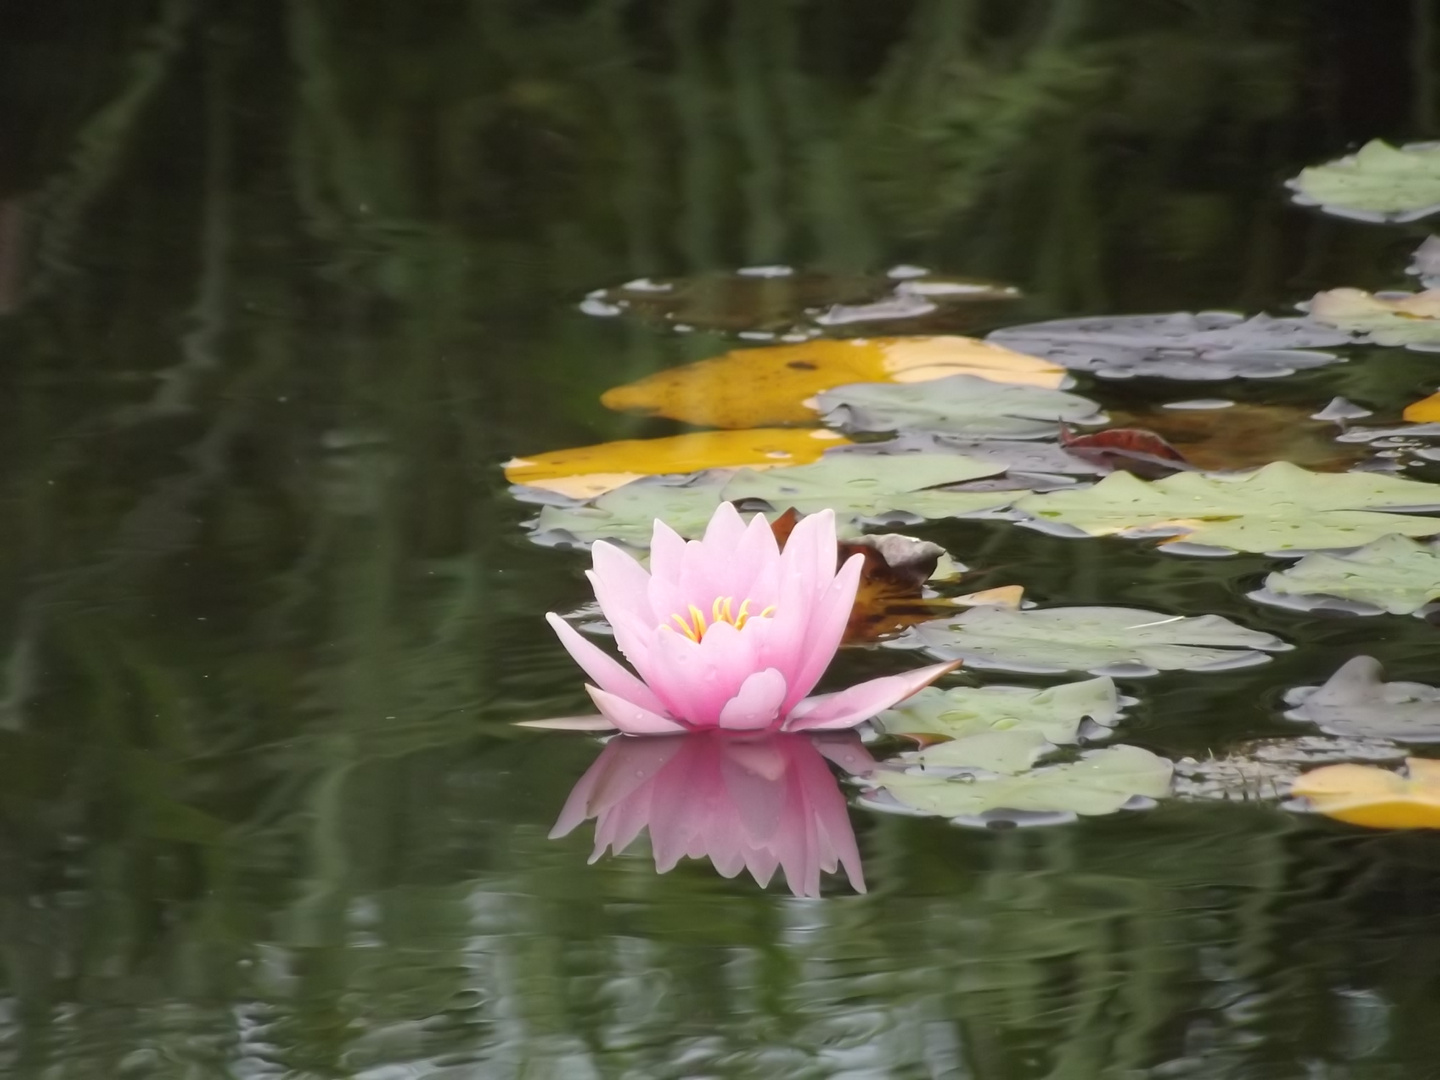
left=815, top=375, right=1105, bottom=440
left=1306, top=288, right=1440, bottom=351
left=1284, top=656, right=1440, bottom=743
left=874, top=677, right=1130, bottom=743
left=529, top=476, right=728, bottom=548
left=1014, top=462, right=1440, bottom=554
left=1252, top=534, right=1440, bottom=616
left=722, top=450, right=1014, bottom=523
left=858, top=744, right=1173, bottom=825
left=1287, top=140, right=1440, bottom=223
left=987, top=312, right=1349, bottom=381
left=897, top=604, right=1288, bottom=676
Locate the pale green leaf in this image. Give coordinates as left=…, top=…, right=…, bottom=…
left=1288, top=139, right=1440, bottom=222
left=815, top=374, right=1104, bottom=439
left=1255, top=534, right=1440, bottom=616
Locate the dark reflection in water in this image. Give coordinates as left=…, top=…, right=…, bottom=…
left=2, top=0, right=1440, bottom=1076
left=553, top=730, right=875, bottom=897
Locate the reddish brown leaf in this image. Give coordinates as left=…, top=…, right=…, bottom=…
left=1059, top=425, right=1192, bottom=478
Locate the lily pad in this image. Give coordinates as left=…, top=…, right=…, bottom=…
left=1410, top=236, right=1440, bottom=287
left=1404, top=392, right=1440, bottom=423
left=874, top=677, right=1130, bottom=744
left=722, top=450, right=1013, bottom=523
left=987, top=312, right=1350, bottom=381
left=815, top=374, right=1105, bottom=440
left=1291, top=758, right=1440, bottom=829
left=600, top=336, right=1069, bottom=428
left=1284, top=656, right=1440, bottom=743
left=1172, top=736, right=1405, bottom=803
left=1306, top=288, right=1440, bottom=351
left=505, top=428, right=849, bottom=499
left=897, top=605, right=1288, bottom=676
left=1252, top=535, right=1440, bottom=616
left=1287, top=140, right=1440, bottom=223
left=1014, top=462, right=1440, bottom=554
left=579, top=268, right=1019, bottom=337
left=857, top=744, right=1173, bottom=825
left=529, top=475, right=727, bottom=548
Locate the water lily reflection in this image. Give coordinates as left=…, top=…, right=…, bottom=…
left=552, top=730, right=875, bottom=898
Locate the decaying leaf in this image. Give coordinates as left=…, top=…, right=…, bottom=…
left=506, top=428, right=849, bottom=498
left=600, top=336, right=1069, bottom=428
left=988, top=311, right=1349, bottom=381
left=1106, top=403, right=1368, bottom=473
left=1253, top=534, right=1440, bottom=617
left=1172, top=736, right=1405, bottom=803
left=816, top=374, right=1105, bottom=440
left=1287, top=140, right=1440, bottom=223
left=1284, top=656, right=1440, bottom=742
left=1058, top=426, right=1192, bottom=478
left=1307, top=288, right=1440, bottom=351
left=897, top=604, right=1288, bottom=676
left=1404, top=392, right=1440, bottom=423
left=1015, top=462, right=1440, bottom=554
left=1291, top=758, right=1440, bottom=829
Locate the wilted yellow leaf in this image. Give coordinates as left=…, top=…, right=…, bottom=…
left=505, top=428, right=849, bottom=498
left=1403, top=391, right=1440, bottom=422
left=951, top=586, right=1026, bottom=609
left=1291, top=757, right=1440, bottom=829
left=600, top=336, right=1068, bottom=428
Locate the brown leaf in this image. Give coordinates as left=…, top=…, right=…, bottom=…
left=1059, top=425, right=1192, bottom=478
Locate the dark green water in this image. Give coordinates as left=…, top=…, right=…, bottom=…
left=4, top=2, right=1440, bottom=1076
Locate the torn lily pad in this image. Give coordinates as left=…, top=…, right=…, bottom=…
left=1287, top=140, right=1440, bottom=223
left=1307, top=288, right=1440, bottom=351
left=1014, top=462, right=1440, bottom=554
left=874, top=677, right=1131, bottom=744
left=1252, top=534, right=1440, bottom=616
left=1284, top=656, right=1440, bottom=743
left=815, top=374, right=1105, bottom=440
left=1173, top=736, right=1405, bottom=803
left=897, top=605, right=1287, bottom=676
left=857, top=743, right=1173, bottom=826
left=987, top=312, right=1349, bottom=381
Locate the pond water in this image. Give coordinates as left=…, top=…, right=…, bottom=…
left=5, top=2, right=1440, bottom=1077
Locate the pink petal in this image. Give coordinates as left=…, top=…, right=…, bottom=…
left=810, top=732, right=879, bottom=777
left=790, top=739, right=865, bottom=894
left=717, top=668, right=789, bottom=730
left=546, top=613, right=668, bottom=716
left=701, top=500, right=748, bottom=548
left=647, top=518, right=690, bottom=628
left=586, top=684, right=689, bottom=735
left=780, top=551, right=864, bottom=711
left=783, top=660, right=962, bottom=732
left=588, top=543, right=657, bottom=662
left=514, top=715, right=616, bottom=731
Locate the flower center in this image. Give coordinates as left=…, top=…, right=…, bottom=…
left=668, top=596, right=776, bottom=643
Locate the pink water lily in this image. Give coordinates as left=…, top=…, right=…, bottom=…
left=552, top=729, right=876, bottom=897
left=546, top=503, right=958, bottom=735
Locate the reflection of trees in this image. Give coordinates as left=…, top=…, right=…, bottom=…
left=0, top=0, right=1436, bottom=1075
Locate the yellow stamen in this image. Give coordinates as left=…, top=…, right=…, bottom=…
left=665, top=595, right=775, bottom=642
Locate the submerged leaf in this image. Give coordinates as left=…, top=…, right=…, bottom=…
left=1015, top=462, right=1440, bottom=554
left=1284, top=656, right=1440, bottom=742
left=1292, top=758, right=1440, bottom=829
left=874, top=677, right=1129, bottom=744
left=600, top=336, right=1068, bottom=428
left=898, top=605, right=1287, bottom=676
left=858, top=744, right=1173, bottom=824
left=1307, top=288, right=1440, bottom=350
left=1108, top=403, right=1368, bottom=472
left=816, top=374, right=1105, bottom=439
left=988, top=312, right=1349, bottom=381
left=1173, top=736, right=1406, bottom=803
left=1254, top=534, right=1440, bottom=616
left=506, top=428, right=849, bottom=498
left=1287, top=140, right=1440, bottom=223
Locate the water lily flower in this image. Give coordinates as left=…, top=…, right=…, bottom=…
left=552, top=729, right=875, bottom=896
left=546, top=503, right=958, bottom=734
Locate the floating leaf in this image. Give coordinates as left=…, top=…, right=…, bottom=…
left=897, top=605, right=1287, bottom=676
left=858, top=744, right=1173, bottom=825
left=1058, top=426, right=1192, bottom=478
left=1287, top=140, right=1440, bottom=223
left=1173, top=736, right=1405, bottom=803
left=1284, top=656, right=1440, bottom=743
left=579, top=269, right=1019, bottom=337
left=987, top=312, right=1349, bottom=381
left=529, top=450, right=1013, bottom=547
left=815, top=374, right=1105, bottom=440
left=1409, top=236, right=1440, bottom=287
left=1307, top=288, right=1440, bottom=351
left=1108, top=403, right=1368, bottom=472
left=506, top=428, right=849, bottom=498
left=1291, top=758, right=1440, bottom=829
left=1253, top=534, right=1440, bottom=616
left=600, top=337, right=1069, bottom=428
left=874, top=677, right=1129, bottom=744
left=1014, top=462, right=1440, bottom=554
left=723, top=450, right=1012, bottom=523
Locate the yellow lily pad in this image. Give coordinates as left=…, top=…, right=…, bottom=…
left=1292, top=758, right=1440, bottom=829
left=1307, top=288, right=1440, bottom=349
left=504, top=428, right=850, bottom=499
left=1403, top=392, right=1440, bottom=422
left=599, top=336, right=1069, bottom=428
